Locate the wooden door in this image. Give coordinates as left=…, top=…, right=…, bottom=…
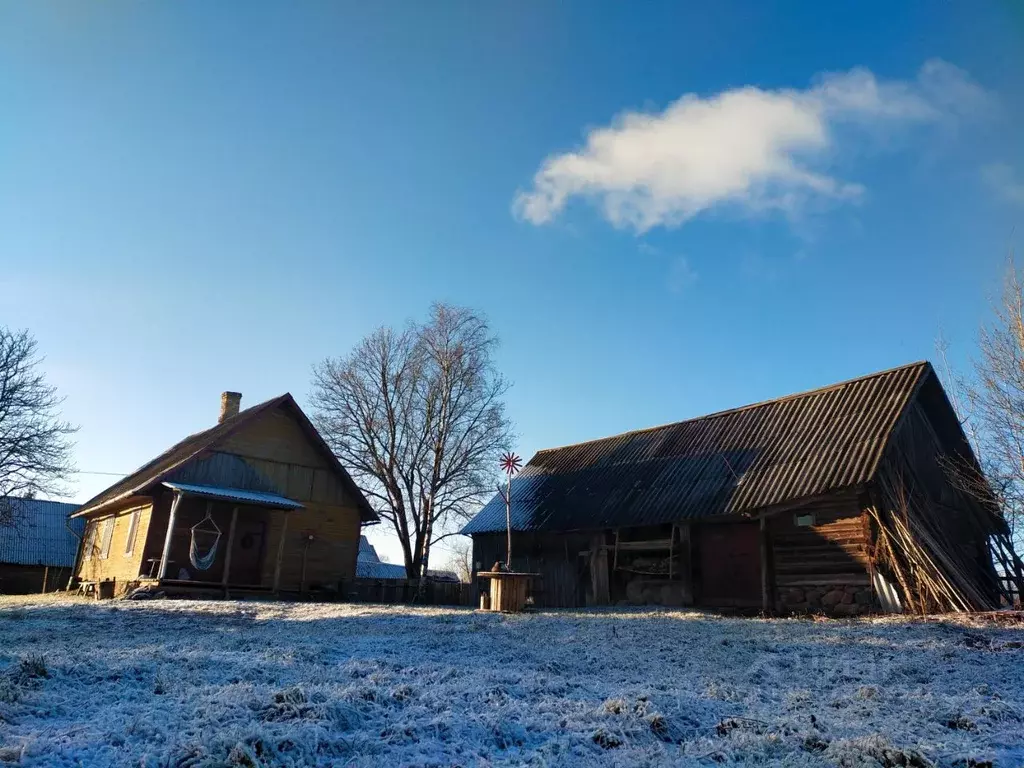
left=696, top=522, right=761, bottom=607
left=229, top=519, right=266, bottom=585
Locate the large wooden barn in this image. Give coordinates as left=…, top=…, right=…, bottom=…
left=72, top=392, right=376, bottom=598
left=463, top=362, right=1022, bottom=615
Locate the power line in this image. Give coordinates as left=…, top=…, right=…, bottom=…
left=70, top=470, right=129, bottom=477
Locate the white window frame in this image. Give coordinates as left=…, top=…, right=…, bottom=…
left=124, top=508, right=142, bottom=556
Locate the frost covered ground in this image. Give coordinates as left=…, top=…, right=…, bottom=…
left=0, top=598, right=1022, bottom=767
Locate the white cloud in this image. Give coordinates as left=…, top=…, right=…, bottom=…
left=515, top=59, right=990, bottom=233
left=982, top=163, right=1024, bottom=206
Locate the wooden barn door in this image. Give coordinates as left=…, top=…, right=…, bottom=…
left=696, top=522, right=761, bottom=607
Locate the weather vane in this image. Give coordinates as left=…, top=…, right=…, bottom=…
left=499, top=452, right=521, bottom=568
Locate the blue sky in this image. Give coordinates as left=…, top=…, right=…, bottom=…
left=2, top=2, right=1022, bottom=565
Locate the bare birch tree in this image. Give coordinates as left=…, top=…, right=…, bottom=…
left=311, top=304, right=512, bottom=580
left=0, top=327, right=76, bottom=527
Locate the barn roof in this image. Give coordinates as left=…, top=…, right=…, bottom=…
left=0, top=498, right=84, bottom=567
left=462, top=362, right=932, bottom=535
left=74, top=394, right=377, bottom=522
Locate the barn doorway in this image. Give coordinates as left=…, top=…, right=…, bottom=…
left=696, top=522, right=761, bottom=608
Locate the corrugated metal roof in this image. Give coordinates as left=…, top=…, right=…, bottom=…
left=161, top=482, right=304, bottom=510
left=0, top=498, right=83, bottom=567
left=356, top=535, right=407, bottom=579
left=463, top=362, right=931, bottom=535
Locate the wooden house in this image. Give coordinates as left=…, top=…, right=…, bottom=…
left=463, top=362, right=1022, bottom=615
left=0, top=498, right=83, bottom=594
left=71, top=392, right=376, bottom=598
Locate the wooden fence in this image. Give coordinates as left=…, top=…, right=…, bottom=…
left=340, top=578, right=474, bottom=607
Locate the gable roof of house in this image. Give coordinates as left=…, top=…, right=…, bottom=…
left=0, top=498, right=84, bottom=567
left=74, top=395, right=377, bottom=522
left=463, top=361, right=934, bottom=535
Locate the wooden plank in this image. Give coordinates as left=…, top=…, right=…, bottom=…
left=221, top=506, right=239, bottom=591
left=157, top=492, right=182, bottom=580
left=760, top=515, right=770, bottom=612
left=272, top=511, right=290, bottom=593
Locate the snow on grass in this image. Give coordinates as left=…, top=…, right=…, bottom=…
left=0, top=597, right=1022, bottom=766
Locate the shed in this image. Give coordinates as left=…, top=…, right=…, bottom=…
left=0, top=497, right=83, bottom=594
left=462, top=362, right=1021, bottom=614
left=356, top=536, right=407, bottom=580
left=72, top=391, right=377, bottom=598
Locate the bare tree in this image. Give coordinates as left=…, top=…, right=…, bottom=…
left=444, top=537, right=474, bottom=584
left=960, top=263, right=1024, bottom=554
left=311, top=304, right=512, bottom=580
left=936, top=262, right=1024, bottom=562
left=0, top=328, right=76, bottom=527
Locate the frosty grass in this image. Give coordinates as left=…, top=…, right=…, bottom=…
left=0, top=597, right=1022, bottom=766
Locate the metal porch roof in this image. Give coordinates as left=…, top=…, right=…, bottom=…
left=161, top=482, right=304, bottom=510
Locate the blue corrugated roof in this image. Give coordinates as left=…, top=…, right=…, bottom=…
left=161, top=482, right=304, bottom=510
left=0, top=498, right=83, bottom=567
left=356, top=535, right=407, bottom=579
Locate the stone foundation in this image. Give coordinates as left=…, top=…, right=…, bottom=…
left=779, top=584, right=875, bottom=616
left=623, top=578, right=692, bottom=607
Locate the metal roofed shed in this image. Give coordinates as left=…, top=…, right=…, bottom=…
left=0, top=497, right=83, bottom=594
left=462, top=362, right=1022, bottom=616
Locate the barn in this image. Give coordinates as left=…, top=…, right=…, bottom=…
left=71, top=392, right=376, bottom=598
left=0, top=498, right=83, bottom=594
left=463, top=362, right=1022, bottom=615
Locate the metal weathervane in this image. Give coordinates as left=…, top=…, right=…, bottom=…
left=500, top=452, right=521, bottom=568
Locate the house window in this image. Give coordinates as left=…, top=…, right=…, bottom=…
left=82, top=521, right=98, bottom=561
left=124, top=508, right=141, bottom=556
left=794, top=513, right=816, bottom=528
left=99, top=517, right=115, bottom=560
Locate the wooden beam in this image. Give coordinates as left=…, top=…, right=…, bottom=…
left=300, top=534, right=311, bottom=594
left=272, top=511, right=290, bottom=593
left=669, top=524, right=675, bottom=581
left=613, top=529, right=620, bottom=571
left=157, top=492, right=183, bottom=580
left=221, top=506, right=239, bottom=595
left=760, top=514, right=770, bottom=613
left=41, top=566, right=49, bottom=594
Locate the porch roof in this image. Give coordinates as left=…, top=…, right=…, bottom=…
left=161, top=481, right=304, bottom=510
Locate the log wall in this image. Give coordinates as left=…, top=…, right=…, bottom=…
left=768, top=489, right=874, bottom=615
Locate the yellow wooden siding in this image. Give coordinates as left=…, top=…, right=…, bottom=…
left=76, top=504, right=153, bottom=585
left=218, top=409, right=329, bottom=468
left=259, top=503, right=363, bottom=590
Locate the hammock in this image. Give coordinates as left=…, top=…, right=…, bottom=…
left=189, top=513, right=222, bottom=571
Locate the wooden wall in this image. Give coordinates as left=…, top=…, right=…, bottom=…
left=471, top=531, right=590, bottom=608
left=75, top=503, right=153, bottom=587
left=0, top=564, right=74, bottom=594
left=766, top=489, right=874, bottom=615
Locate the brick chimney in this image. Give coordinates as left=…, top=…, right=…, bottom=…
left=219, top=391, right=242, bottom=423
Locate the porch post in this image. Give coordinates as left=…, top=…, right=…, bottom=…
left=157, top=491, right=183, bottom=580
left=760, top=514, right=771, bottom=613
left=272, top=510, right=290, bottom=593
left=221, top=506, right=239, bottom=593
